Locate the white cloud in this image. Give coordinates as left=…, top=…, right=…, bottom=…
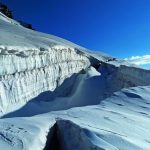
left=125, top=55, right=150, bottom=65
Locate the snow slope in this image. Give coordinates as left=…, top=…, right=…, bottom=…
left=0, top=12, right=150, bottom=150
left=0, top=84, right=150, bottom=150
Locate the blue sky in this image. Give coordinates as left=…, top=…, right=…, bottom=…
left=2, top=0, right=150, bottom=60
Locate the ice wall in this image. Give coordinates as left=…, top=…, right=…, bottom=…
left=118, top=65, right=150, bottom=86
left=98, top=62, right=150, bottom=100
left=0, top=48, right=90, bottom=113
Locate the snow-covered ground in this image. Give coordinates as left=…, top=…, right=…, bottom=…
left=0, top=12, right=150, bottom=150
left=1, top=84, right=150, bottom=150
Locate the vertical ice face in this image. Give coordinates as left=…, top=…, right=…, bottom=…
left=0, top=47, right=90, bottom=113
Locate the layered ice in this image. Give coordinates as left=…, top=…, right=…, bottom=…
left=0, top=48, right=90, bottom=114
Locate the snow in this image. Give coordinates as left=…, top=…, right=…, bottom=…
left=0, top=85, right=150, bottom=150
left=0, top=66, right=150, bottom=150
left=0, top=12, right=150, bottom=150
left=0, top=12, right=113, bottom=116
left=0, top=12, right=94, bottom=114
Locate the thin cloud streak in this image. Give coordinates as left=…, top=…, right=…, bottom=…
left=125, top=55, right=150, bottom=65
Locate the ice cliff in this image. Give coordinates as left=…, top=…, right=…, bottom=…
left=0, top=12, right=92, bottom=114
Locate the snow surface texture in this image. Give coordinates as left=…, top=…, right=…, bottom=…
left=1, top=85, right=150, bottom=150
left=0, top=13, right=150, bottom=150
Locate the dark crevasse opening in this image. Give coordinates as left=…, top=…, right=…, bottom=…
left=44, top=123, right=61, bottom=150
left=43, top=120, right=105, bottom=150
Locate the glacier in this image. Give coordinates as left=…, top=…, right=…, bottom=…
left=0, top=12, right=150, bottom=150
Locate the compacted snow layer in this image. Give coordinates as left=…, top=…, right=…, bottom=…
left=0, top=49, right=90, bottom=114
